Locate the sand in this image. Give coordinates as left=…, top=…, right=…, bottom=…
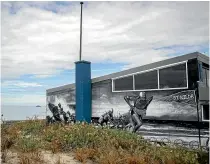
left=1, top=150, right=95, bottom=164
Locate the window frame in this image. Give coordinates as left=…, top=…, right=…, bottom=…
left=201, top=104, right=209, bottom=122
left=112, top=75, right=134, bottom=91
left=112, top=61, right=188, bottom=92
left=134, top=69, right=159, bottom=90
left=159, top=62, right=188, bottom=89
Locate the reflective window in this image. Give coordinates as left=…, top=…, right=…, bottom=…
left=112, top=62, right=188, bottom=92
left=114, top=76, right=133, bottom=91
left=159, top=63, right=187, bottom=89
left=202, top=67, right=209, bottom=87
left=202, top=105, right=209, bottom=121
left=134, top=70, right=158, bottom=90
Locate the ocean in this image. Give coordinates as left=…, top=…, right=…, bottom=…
left=1, top=105, right=46, bottom=121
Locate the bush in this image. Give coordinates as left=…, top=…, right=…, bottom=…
left=17, top=151, right=44, bottom=164
left=1, top=120, right=209, bottom=164
left=16, top=137, right=41, bottom=152
left=74, top=147, right=97, bottom=162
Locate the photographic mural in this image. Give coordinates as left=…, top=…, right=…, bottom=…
left=46, top=58, right=209, bottom=149
left=47, top=79, right=209, bottom=147
left=46, top=89, right=76, bottom=124
left=94, top=80, right=209, bottom=147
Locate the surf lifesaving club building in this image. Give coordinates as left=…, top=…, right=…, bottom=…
left=46, top=51, right=209, bottom=123
left=46, top=51, right=209, bottom=145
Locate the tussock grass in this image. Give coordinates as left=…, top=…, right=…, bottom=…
left=1, top=119, right=209, bottom=164
left=74, top=148, right=97, bottom=163
left=17, top=151, right=44, bottom=164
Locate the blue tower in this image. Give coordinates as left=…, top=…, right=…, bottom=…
left=75, top=61, right=92, bottom=123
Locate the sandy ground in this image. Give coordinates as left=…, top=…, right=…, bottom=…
left=1, top=150, right=95, bottom=164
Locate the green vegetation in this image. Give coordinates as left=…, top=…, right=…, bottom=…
left=1, top=119, right=209, bottom=164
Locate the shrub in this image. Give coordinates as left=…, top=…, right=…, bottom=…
left=17, top=151, right=44, bottom=164
left=74, top=147, right=97, bottom=163
left=1, top=120, right=209, bottom=164
left=16, top=137, right=41, bottom=152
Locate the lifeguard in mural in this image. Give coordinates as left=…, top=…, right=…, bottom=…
left=98, top=109, right=114, bottom=126
left=124, top=92, right=153, bottom=133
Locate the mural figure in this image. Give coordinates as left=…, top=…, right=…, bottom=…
left=98, top=108, right=114, bottom=126
left=46, top=102, right=75, bottom=125
left=58, top=103, right=69, bottom=124
left=112, top=112, right=130, bottom=129
left=66, top=111, right=76, bottom=123
left=48, top=103, right=62, bottom=122
left=124, top=92, right=153, bottom=133
left=46, top=115, right=55, bottom=125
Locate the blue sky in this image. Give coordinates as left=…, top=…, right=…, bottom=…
left=1, top=1, right=209, bottom=106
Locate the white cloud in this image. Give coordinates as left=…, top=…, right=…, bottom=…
left=1, top=1, right=209, bottom=79
left=2, top=81, right=43, bottom=88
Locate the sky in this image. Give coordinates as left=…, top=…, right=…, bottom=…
left=1, top=1, right=209, bottom=106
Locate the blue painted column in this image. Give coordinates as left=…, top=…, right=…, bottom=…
left=75, top=60, right=91, bottom=123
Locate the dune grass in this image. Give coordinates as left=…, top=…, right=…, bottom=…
left=1, top=119, right=209, bottom=164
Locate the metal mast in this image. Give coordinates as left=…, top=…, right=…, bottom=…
left=79, top=2, right=83, bottom=61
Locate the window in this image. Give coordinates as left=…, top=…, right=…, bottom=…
left=134, top=70, right=158, bottom=90
left=113, top=75, right=133, bottom=91
left=202, top=67, right=209, bottom=87
left=112, top=61, right=188, bottom=92
left=202, top=104, right=209, bottom=121
left=159, top=63, right=187, bottom=89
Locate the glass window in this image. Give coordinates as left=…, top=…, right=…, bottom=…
left=134, top=70, right=158, bottom=90
left=206, top=69, right=209, bottom=87
left=114, top=76, right=133, bottom=91
left=202, top=67, right=207, bottom=84
left=202, top=67, right=209, bottom=87
left=159, top=63, right=187, bottom=89
left=202, top=105, right=209, bottom=121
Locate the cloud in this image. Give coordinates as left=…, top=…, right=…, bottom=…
left=2, top=81, right=43, bottom=88
left=1, top=1, right=209, bottom=79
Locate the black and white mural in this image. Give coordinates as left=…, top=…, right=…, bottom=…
left=46, top=89, right=76, bottom=123
left=92, top=81, right=197, bottom=120
left=91, top=80, right=209, bottom=147
left=46, top=59, right=209, bottom=148
left=46, top=80, right=209, bottom=148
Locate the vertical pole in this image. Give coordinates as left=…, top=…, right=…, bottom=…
left=79, top=2, right=83, bottom=61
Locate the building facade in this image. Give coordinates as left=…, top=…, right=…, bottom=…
left=46, top=52, right=209, bottom=147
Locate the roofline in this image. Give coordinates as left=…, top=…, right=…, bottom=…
left=46, top=51, right=209, bottom=94
left=197, top=52, right=209, bottom=65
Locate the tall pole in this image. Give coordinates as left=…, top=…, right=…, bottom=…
left=79, top=2, right=83, bottom=61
